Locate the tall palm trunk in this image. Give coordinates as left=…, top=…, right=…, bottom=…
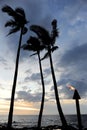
left=48, top=49, right=67, bottom=127
left=37, top=52, right=45, bottom=129
left=7, top=27, right=24, bottom=128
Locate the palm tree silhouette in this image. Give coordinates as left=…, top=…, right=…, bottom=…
left=2, top=5, right=28, bottom=128
left=22, top=36, right=45, bottom=129
left=30, top=19, right=67, bottom=127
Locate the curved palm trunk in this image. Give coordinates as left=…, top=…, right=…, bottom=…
left=48, top=50, right=67, bottom=127
left=37, top=52, right=45, bottom=129
left=7, top=27, right=24, bottom=128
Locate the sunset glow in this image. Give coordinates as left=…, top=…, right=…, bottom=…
left=0, top=100, right=39, bottom=115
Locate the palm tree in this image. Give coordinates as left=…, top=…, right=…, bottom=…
left=30, top=20, right=68, bottom=128
left=22, top=36, right=45, bottom=129
left=2, top=5, right=28, bottom=128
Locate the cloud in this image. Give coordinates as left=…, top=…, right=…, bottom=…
left=60, top=0, right=87, bottom=24
left=43, top=68, right=51, bottom=77
left=59, top=79, right=87, bottom=98
left=81, top=0, right=87, bottom=4
left=59, top=43, right=87, bottom=67
left=53, top=43, right=87, bottom=99
left=24, top=68, right=52, bottom=86
left=22, top=86, right=31, bottom=92
left=50, top=78, right=87, bottom=99
left=42, top=68, right=52, bottom=85
left=25, top=69, right=32, bottom=74
left=24, top=73, right=41, bottom=83
left=16, top=90, right=42, bottom=102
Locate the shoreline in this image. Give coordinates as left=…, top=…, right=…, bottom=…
left=0, top=125, right=87, bottom=130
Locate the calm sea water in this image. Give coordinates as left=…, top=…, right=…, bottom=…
left=0, top=115, right=87, bottom=129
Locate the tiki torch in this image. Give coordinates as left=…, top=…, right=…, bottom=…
left=67, top=85, right=83, bottom=130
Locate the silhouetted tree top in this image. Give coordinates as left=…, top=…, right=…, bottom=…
left=29, top=19, right=59, bottom=60
left=2, top=5, right=28, bottom=35
left=22, top=36, right=45, bottom=56
left=30, top=25, right=51, bottom=46
left=30, top=19, right=59, bottom=47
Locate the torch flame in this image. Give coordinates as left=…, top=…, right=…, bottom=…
left=67, top=85, right=75, bottom=91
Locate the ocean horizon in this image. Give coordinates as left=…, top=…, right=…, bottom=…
left=0, top=114, right=87, bottom=129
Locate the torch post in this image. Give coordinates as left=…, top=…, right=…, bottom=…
left=73, top=89, right=83, bottom=130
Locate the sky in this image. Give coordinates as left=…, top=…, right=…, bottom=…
left=0, top=0, right=87, bottom=116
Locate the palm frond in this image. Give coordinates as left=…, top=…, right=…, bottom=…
left=51, top=19, right=59, bottom=45
left=7, top=26, right=20, bottom=35
left=41, top=52, right=49, bottom=60
left=41, top=46, right=58, bottom=60
left=2, top=5, right=27, bottom=28
left=30, top=25, right=51, bottom=45
left=5, top=20, right=17, bottom=27
left=51, top=46, right=59, bottom=52
left=15, top=8, right=25, bottom=18
left=30, top=52, right=38, bottom=57
left=2, top=5, right=15, bottom=17
left=21, top=44, right=29, bottom=50
left=51, top=29, right=59, bottom=45
left=27, top=36, right=46, bottom=52
left=15, top=8, right=28, bottom=26
left=21, top=44, right=34, bottom=51
left=27, top=36, right=40, bottom=45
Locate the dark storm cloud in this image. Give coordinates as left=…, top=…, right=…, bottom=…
left=53, top=43, right=87, bottom=99
left=16, top=90, right=42, bottom=102
left=82, top=0, right=87, bottom=3
left=59, top=43, right=87, bottom=67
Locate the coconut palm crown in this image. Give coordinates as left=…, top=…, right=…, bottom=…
left=22, top=36, right=45, bottom=54
left=2, top=5, right=28, bottom=35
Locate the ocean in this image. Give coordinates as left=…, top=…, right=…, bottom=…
left=0, top=115, right=87, bottom=129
